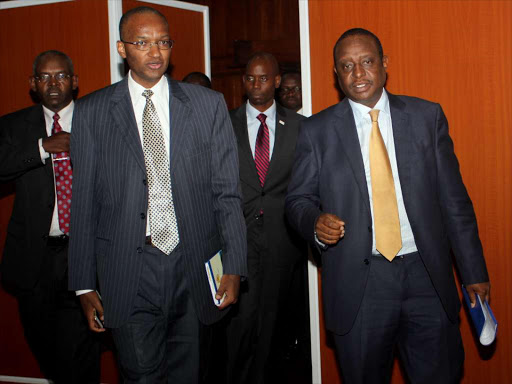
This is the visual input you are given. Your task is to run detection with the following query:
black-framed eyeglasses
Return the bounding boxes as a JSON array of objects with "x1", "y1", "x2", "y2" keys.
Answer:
[
  {"x1": 34, "y1": 73, "x2": 71, "y2": 83},
  {"x1": 121, "y1": 39, "x2": 175, "y2": 51}
]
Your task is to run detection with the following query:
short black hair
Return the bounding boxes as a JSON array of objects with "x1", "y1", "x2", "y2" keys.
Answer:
[
  {"x1": 182, "y1": 72, "x2": 212, "y2": 89},
  {"x1": 33, "y1": 50, "x2": 74, "y2": 75},
  {"x1": 246, "y1": 52, "x2": 280, "y2": 76},
  {"x1": 119, "y1": 6, "x2": 168, "y2": 40},
  {"x1": 333, "y1": 28, "x2": 384, "y2": 63}
]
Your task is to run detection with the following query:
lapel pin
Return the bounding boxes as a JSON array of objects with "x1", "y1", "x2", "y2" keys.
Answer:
[{"x1": 279, "y1": 120, "x2": 285, "y2": 125}]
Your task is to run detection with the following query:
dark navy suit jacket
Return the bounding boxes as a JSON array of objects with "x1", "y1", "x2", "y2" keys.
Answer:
[{"x1": 285, "y1": 92, "x2": 488, "y2": 335}]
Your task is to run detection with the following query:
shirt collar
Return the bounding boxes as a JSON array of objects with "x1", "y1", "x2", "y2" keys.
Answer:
[
  {"x1": 42, "y1": 100, "x2": 74, "y2": 123},
  {"x1": 127, "y1": 70, "x2": 168, "y2": 101},
  {"x1": 348, "y1": 88, "x2": 390, "y2": 122},
  {"x1": 246, "y1": 99, "x2": 276, "y2": 120}
]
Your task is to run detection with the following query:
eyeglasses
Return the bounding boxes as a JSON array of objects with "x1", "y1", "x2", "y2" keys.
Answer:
[
  {"x1": 121, "y1": 39, "x2": 175, "y2": 51},
  {"x1": 34, "y1": 73, "x2": 71, "y2": 83},
  {"x1": 280, "y1": 86, "x2": 302, "y2": 94}
]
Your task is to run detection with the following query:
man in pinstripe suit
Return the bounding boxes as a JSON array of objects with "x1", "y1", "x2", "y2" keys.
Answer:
[{"x1": 68, "y1": 7, "x2": 247, "y2": 383}]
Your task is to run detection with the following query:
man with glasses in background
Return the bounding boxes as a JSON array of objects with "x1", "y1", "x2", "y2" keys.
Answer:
[
  {"x1": 68, "y1": 7, "x2": 246, "y2": 383},
  {"x1": 0, "y1": 50, "x2": 101, "y2": 384},
  {"x1": 278, "y1": 72, "x2": 303, "y2": 114}
]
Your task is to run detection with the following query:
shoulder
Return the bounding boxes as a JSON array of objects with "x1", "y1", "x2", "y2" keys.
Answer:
[
  {"x1": 171, "y1": 80, "x2": 224, "y2": 107},
  {"x1": 304, "y1": 102, "x2": 345, "y2": 128},
  {"x1": 75, "y1": 82, "x2": 118, "y2": 108},
  {"x1": 277, "y1": 103, "x2": 307, "y2": 124},
  {"x1": 0, "y1": 104, "x2": 41, "y2": 124},
  {"x1": 389, "y1": 93, "x2": 442, "y2": 115}
]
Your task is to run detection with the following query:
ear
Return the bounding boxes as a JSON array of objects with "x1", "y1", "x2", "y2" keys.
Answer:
[
  {"x1": 382, "y1": 55, "x2": 389, "y2": 70},
  {"x1": 274, "y1": 74, "x2": 282, "y2": 89},
  {"x1": 29, "y1": 76, "x2": 37, "y2": 92},
  {"x1": 333, "y1": 65, "x2": 338, "y2": 76},
  {"x1": 71, "y1": 75, "x2": 79, "y2": 90},
  {"x1": 117, "y1": 41, "x2": 127, "y2": 59}
]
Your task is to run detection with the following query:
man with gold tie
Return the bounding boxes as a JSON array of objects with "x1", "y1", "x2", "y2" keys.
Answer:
[{"x1": 285, "y1": 28, "x2": 490, "y2": 383}]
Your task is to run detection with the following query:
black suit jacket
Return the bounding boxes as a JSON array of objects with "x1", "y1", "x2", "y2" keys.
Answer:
[
  {"x1": 285, "y1": 93, "x2": 489, "y2": 335},
  {"x1": 0, "y1": 105, "x2": 57, "y2": 293},
  {"x1": 68, "y1": 77, "x2": 247, "y2": 328},
  {"x1": 231, "y1": 103, "x2": 306, "y2": 266}
]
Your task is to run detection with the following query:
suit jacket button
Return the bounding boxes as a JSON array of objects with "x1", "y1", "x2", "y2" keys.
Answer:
[
  {"x1": 137, "y1": 247, "x2": 143, "y2": 253},
  {"x1": 368, "y1": 226, "x2": 372, "y2": 233},
  {"x1": 142, "y1": 179, "x2": 147, "y2": 186},
  {"x1": 140, "y1": 213, "x2": 146, "y2": 219},
  {"x1": 364, "y1": 259, "x2": 369, "y2": 265},
  {"x1": 261, "y1": 191, "x2": 265, "y2": 196}
]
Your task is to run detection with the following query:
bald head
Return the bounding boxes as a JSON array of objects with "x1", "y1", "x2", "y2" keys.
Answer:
[{"x1": 246, "y1": 52, "x2": 279, "y2": 77}]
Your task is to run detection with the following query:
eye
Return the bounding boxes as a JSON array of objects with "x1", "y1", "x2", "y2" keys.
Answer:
[
  {"x1": 158, "y1": 40, "x2": 170, "y2": 48},
  {"x1": 363, "y1": 59, "x2": 373, "y2": 66},
  {"x1": 245, "y1": 76, "x2": 254, "y2": 82},
  {"x1": 38, "y1": 74, "x2": 50, "y2": 81},
  {"x1": 260, "y1": 76, "x2": 268, "y2": 82},
  {"x1": 342, "y1": 63, "x2": 353, "y2": 71},
  {"x1": 135, "y1": 41, "x2": 148, "y2": 48},
  {"x1": 55, "y1": 73, "x2": 68, "y2": 81}
]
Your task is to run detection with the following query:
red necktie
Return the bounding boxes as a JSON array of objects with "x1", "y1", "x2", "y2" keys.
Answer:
[
  {"x1": 255, "y1": 113, "x2": 270, "y2": 187},
  {"x1": 51, "y1": 113, "x2": 72, "y2": 234}
]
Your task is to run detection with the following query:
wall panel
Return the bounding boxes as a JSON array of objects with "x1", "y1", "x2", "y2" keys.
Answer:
[
  {"x1": 0, "y1": 0, "x2": 112, "y2": 380},
  {"x1": 308, "y1": 1, "x2": 512, "y2": 383}
]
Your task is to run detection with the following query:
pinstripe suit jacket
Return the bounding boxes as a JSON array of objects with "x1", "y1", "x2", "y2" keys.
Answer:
[{"x1": 68, "y1": 76, "x2": 247, "y2": 328}]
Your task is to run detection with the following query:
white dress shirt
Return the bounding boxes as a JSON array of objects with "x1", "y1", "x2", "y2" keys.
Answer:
[
  {"x1": 39, "y1": 101, "x2": 74, "y2": 237},
  {"x1": 127, "y1": 71, "x2": 171, "y2": 236},
  {"x1": 349, "y1": 89, "x2": 417, "y2": 256},
  {"x1": 246, "y1": 100, "x2": 277, "y2": 160},
  {"x1": 77, "y1": 72, "x2": 170, "y2": 296}
]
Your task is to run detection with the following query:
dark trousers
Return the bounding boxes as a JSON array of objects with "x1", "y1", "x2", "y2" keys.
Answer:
[
  {"x1": 222, "y1": 228, "x2": 304, "y2": 384},
  {"x1": 17, "y1": 243, "x2": 101, "y2": 384},
  {"x1": 333, "y1": 252, "x2": 464, "y2": 384},
  {"x1": 111, "y1": 244, "x2": 205, "y2": 384}
]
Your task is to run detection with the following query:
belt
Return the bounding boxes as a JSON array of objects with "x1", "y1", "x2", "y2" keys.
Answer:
[{"x1": 46, "y1": 235, "x2": 69, "y2": 247}]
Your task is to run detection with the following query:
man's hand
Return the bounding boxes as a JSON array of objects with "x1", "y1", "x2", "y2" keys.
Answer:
[
  {"x1": 79, "y1": 291, "x2": 106, "y2": 332},
  {"x1": 315, "y1": 213, "x2": 345, "y2": 245},
  {"x1": 42, "y1": 131, "x2": 70, "y2": 154},
  {"x1": 216, "y1": 274, "x2": 241, "y2": 310},
  {"x1": 465, "y1": 282, "x2": 491, "y2": 308}
]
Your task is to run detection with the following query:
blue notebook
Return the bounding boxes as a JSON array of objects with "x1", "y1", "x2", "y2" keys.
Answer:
[{"x1": 462, "y1": 285, "x2": 497, "y2": 346}]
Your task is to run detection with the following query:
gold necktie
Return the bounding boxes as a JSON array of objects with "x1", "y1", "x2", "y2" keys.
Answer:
[{"x1": 369, "y1": 109, "x2": 402, "y2": 261}]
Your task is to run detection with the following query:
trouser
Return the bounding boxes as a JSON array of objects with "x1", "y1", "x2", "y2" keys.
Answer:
[
  {"x1": 17, "y1": 243, "x2": 101, "y2": 384},
  {"x1": 333, "y1": 252, "x2": 464, "y2": 384}
]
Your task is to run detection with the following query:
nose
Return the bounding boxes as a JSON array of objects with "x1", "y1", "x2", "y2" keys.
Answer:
[
  {"x1": 148, "y1": 43, "x2": 162, "y2": 57},
  {"x1": 48, "y1": 75, "x2": 59, "y2": 86},
  {"x1": 352, "y1": 63, "x2": 364, "y2": 78},
  {"x1": 253, "y1": 78, "x2": 261, "y2": 89}
]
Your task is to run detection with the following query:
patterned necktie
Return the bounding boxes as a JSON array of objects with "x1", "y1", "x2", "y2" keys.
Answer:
[
  {"x1": 255, "y1": 113, "x2": 270, "y2": 187},
  {"x1": 142, "y1": 89, "x2": 179, "y2": 255},
  {"x1": 369, "y1": 109, "x2": 402, "y2": 261},
  {"x1": 51, "y1": 113, "x2": 72, "y2": 235}
]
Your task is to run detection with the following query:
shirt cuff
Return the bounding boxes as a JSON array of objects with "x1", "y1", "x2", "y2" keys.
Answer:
[
  {"x1": 38, "y1": 138, "x2": 50, "y2": 164},
  {"x1": 76, "y1": 289, "x2": 94, "y2": 296}
]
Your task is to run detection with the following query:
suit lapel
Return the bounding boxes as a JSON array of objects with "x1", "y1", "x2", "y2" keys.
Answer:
[
  {"x1": 333, "y1": 99, "x2": 372, "y2": 215},
  {"x1": 168, "y1": 79, "x2": 191, "y2": 175},
  {"x1": 233, "y1": 105, "x2": 261, "y2": 190},
  {"x1": 110, "y1": 77, "x2": 146, "y2": 172},
  {"x1": 26, "y1": 105, "x2": 54, "y2": 179},
  {"x1": 388, "y1": 93, "x2": 411, "y2": 207},
  {"x1": 265, "y1": 104, "x2": 288, "y2": 182}
]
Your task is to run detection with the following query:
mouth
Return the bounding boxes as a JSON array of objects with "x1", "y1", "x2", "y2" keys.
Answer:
[
  {"x1": 48, "y1": 91, "x2": 61, "y2": 98},
  {"x1": 147, "y1": 62, "x2": 163, "y2": 70},
  {"x1": 351, "y1": 82, "x2": 371, "y2": 93}
]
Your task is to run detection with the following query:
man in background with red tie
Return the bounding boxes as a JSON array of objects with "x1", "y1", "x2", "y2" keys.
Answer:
[
  {"x1": 0, "y1": 50, "x2": 100, "y2": 383},
  {"x1": 285, "y1": 28, "x2": 491, "y2": 383},
  {"x1": 225, "y1": 52, "x2": 308, "y2": 384}
]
